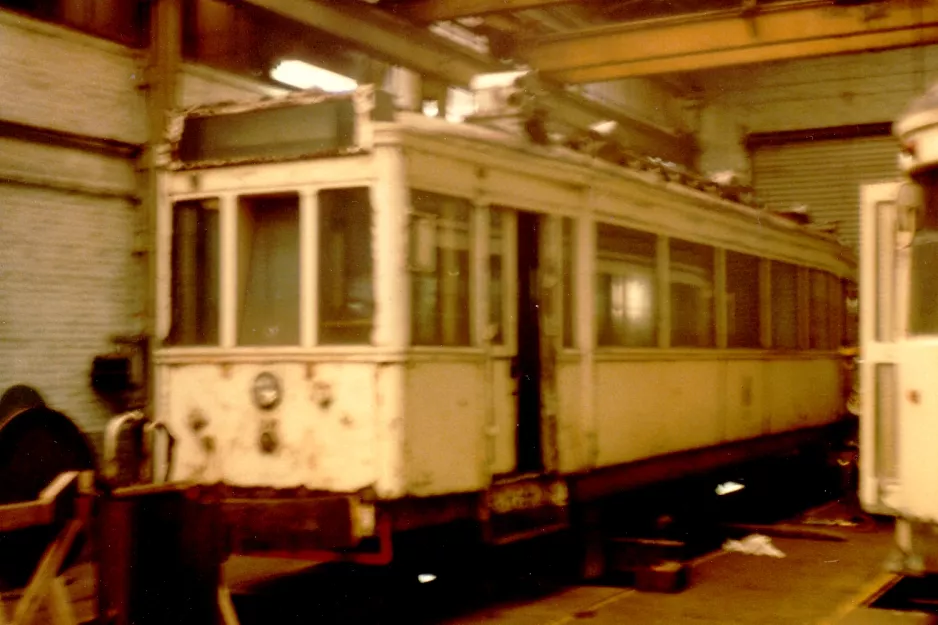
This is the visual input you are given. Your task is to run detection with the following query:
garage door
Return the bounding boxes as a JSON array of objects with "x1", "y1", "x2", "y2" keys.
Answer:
[{"x1": 752, "y1": 135, "x2": 899, "y2": 250}]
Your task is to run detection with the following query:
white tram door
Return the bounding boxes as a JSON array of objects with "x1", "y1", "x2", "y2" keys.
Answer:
[{"x1": 514, "y1": 211, "x2": 544, "y2": 475}]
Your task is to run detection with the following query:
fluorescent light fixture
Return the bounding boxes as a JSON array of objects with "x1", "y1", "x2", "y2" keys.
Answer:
[
  {"x1": 715, "y1": 481, "x2": 745, "y2": 496},
  {"x1": 422, "y1": 100, "x2": 440, "y2": 118},
  {"x1": 271, "y1": 60, "x2": 357, "y2": 92},
  {"x1": 417, "y1": 573, "x2": 437, "y2": 584}
]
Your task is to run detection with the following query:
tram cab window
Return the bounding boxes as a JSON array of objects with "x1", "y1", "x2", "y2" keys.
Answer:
[
  {"x1": 237, "y1": 193, "x2": 300, "y2": 346},
  {"x1": 166, "y1": 198, "x2": 220, "y2": 346},
  {"x1": 410, "y1": 191, "x2": 472, "y2": 346},
  {"x1": 771, "y1": 262, "x2": 799, "y2": 349},
  {"x1": 726, "y1": 251, "x2": 760, "y2": 348},
  {"x1": 596, "y1": 224, "x2": 656, "y2": 347},
  {"x1": 669, "y1": 239, "x2": 715, "y2": 347},
  {"x1": 908, "y1": 171, "x2": 938, "y2": 336},
  {"x1": 809, "y1": 270, "x2": 831, "y2": 349},
  {"x1": 318, "y1": 188, "x2": 374, "y2": 345}
]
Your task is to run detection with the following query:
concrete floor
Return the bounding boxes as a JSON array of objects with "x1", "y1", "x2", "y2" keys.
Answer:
[
  {"x1": 434, "y1": 521, "x2": 898, "y2": 625},
  {"x1": 0, "y1": 506, "x2": 919, "y2": 625}
]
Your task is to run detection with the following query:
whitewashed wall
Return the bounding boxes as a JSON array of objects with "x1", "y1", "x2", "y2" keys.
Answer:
[
  {"x1": 0, "y1": 10, "x2": 283, "y2": 445},
  {"x1": 696, "y1": 45, "x2": 938, "y2": 176}
]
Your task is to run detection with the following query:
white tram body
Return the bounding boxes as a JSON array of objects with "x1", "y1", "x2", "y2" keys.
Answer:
[
  {"x1": 860, "y1": 84, "x2": 938, "y2": 573},
  {"x1": 152, "y1": 87, "x2": 854, "y2": 555}
]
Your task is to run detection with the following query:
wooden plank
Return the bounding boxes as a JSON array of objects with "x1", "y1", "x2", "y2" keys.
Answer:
[
  {"x1": 48, "y1": 577, "x2": 78, "y2": 625},
  {"x1": 218, "y1": 585, "x2": 240, "y2": 625},
  {"x1": 12, "y1": 520, "x2": 82, "y2": 625},
  {"x1": 0, "y1": 472, "x2": 79, "y2": 532}
]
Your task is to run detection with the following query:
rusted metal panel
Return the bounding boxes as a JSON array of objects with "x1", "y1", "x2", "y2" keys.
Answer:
[
  {"x1": 159, "y1": 361, "x2": 386, "y2": 493},
  {"x1": 223, "y1": 495, "x2": 359, "y2": 554},
  {"x1": 165, "y1": 87, "x2": 393, "y2": 170}
]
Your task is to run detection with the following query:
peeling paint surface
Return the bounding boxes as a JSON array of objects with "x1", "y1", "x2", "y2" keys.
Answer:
[
  {"x1": 160, "y1": 361, "x2": 392, "y2": 492},
  {"x1": 594, "y1": 358, "x2": 841, "y2": 467}
]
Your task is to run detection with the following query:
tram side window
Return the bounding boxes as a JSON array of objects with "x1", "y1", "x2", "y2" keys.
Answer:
[
  {"x1": 830, "y1": 275, "x2": 845, "y2": 348},
  {"x1": 726, "y1": 251, "x2": 760, "y2": 348},
  {"x1": 410, "y1": 191, "x2": 472, "y2": 346},
  {"x1": 772, "y1": 261, "x2": 799, "y2": 349},
  {"x1": 670, "y1": 239, "x2": 715, "y2": 347},
  {"x1": 318, "y1": 188, "x2": 374, "y2": 345},
  {"x1": 489, "y1": 208, "x2": 506, "y2": 345},
  {"x1": 237, "y1": 193, "x2": 300, "y2": 346},
  {"x1": 562, "y1": 217, "x2": 576, "y2": 348},
  {"x1": 166, "y1": 199, "x2": 220, "y2": 346},
  {"x1": 809, "y1": 270, "x2": 831, "y2": 350},
  {"x1": 596, "y1": 223, "x2": 656, "y2": 347}
]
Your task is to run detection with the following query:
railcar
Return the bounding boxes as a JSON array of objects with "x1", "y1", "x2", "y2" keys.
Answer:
[
  {"x1": 134, "y1": 86, "x2": 855, "y2": 566},
  {"x1": 860, "y1": 83, "x2": 938, "y2": 574}
]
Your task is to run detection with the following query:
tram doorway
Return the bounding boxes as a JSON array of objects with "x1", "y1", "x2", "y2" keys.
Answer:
[{"x1": 515, "y1": 211, "x2": 543, "y2": 474}]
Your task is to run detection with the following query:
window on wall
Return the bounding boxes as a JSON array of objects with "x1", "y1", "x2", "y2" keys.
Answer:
[
  {"x1": 318, "y1": 188, "x2": 373, "y2": 345},
  {"x1": 596, "y1": 224, "x2": 657, "y2": 347},
  {"x1": 670, "y1": 239, "x2": 715, "y2": 347},
  {"x1": 166, "y1": 198, "x2": 220, "y2": 346},
  {"x1": 410, "y1": 191, "x2": 472, "y2": 346},
  {"x1": 809, "y1": 270, "x2": 831, "y2": 350},
  {"x1": 562, "y1": 217, "x2": 576, "y2": 348},
  {"x1": 488, "y1": 207, "x2": 507, "y2": 346},
  {"x1": 772, "y1": 261, "x2": 799, "y2": 349},
  {"x1": 726, "y1": 251, "x2": 760, "y2": 348},
  {"x1": 237, "y1": 193, "x2": 300, "y2": 346}
]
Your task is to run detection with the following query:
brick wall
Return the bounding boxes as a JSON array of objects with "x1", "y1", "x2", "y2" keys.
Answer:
[{"x1": 0, "y1": 10, "x2": 282, "y2": 444}]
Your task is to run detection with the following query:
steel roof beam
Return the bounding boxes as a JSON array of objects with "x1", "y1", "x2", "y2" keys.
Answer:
[
  {"x1": 521, "y1": 1, "x2": 938, "y2": 82},
  {"x1": 400, "y1": 0, "x2": 578, "y2": 23},
  {"x1": 237, "y1": 0, "x2": 689, "y2": 152}
]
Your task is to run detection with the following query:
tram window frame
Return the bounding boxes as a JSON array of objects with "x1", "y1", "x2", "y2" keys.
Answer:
[
  {"x1": 488, "y1": 207, "x2": 508, "y2": 346},
  {"x1": 236, "y1": 192, "x2": 301, "y2": 347},
  {"x1": 317, "y1": 187, "x2": 374, "y2": 345},
  {"x1": 809, "y1": 269, "x2": 832, "y2": 350},
  {"x1": 669, "y1": 238, "x2": 715, "y2": 348},
  {"x1": 771, "y1": 261, "x2": 799, "y2": 350},
  {"x1": 595, "y1": 223, "x2": 658, "y2": 348},
  {"x1": 165, "y1": 197, "x2": 220, "y2": 346},
  {"x1": 725, "y1": 251, "x2": 761, "y2": 348},
  {"x1": 561, "y1": 217, "x2": 576, "y2": 349},
  {"x1": 409, "y1": 190, "x2": 473, "y2": 347}
]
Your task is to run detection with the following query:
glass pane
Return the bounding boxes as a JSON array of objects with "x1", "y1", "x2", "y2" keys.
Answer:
[
  {"x1": 237, "y1": 193, "x2": 300, "y2": 346},
  {"x1": 318, "y1": 188, "x2": 374, "y2": 344},
  {"x1": 830, "y1": 275, "x2": 844, "y2": 349},
  {"x1": 596, "y1": 223, "x2": 657, "y2": 347},
  {"x1": 562, "y1": 218, "x2": 575, "y2": 348},
  {"x1": 410, "y1": 191, "x2": 472, "y2": 346},
  {"x1": 771, "y1": 262, "x2": 799, "y2": 349},
  {"x1": 726, "y1": 251, "x2": 760, "y2": 348},
  {"x1": 809, "y1": 270, "x2": 831, "y2": 349},
  {"x1": 908, "y1": 229, "x2": 938, "y2": 335},
  {"x1": 166, "y1": 199, "x2": 219, "y2": 346},
  {"x1": 670, "y1": 239, "x2": 714, "y2": 347},
  {"x1": 489, "y1": 208, "x2": 505, "y2": 345}
]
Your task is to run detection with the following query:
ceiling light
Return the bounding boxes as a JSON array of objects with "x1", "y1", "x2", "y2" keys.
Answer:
[{"x1": 271, "y1": 60, "x2": 357, "y2": 93}]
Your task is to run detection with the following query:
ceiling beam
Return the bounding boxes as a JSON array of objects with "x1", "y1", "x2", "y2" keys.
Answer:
[
  {"x1": 237, "y1": 0, "x2": 688, "y2": 149},
  {"x1": 399, "y1": 0, "x2": 577, "y2": 23},
  {"x1": 521, "y1": 1, "x2": 938, "y2": 82},
  {"x1": 240, "y1": 0, "x2": 494, "y2": 85}
]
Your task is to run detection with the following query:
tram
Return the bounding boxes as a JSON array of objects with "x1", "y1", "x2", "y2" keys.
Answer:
[{"x1": 125, "y1": 85, "x2": 856, "y2": 566}]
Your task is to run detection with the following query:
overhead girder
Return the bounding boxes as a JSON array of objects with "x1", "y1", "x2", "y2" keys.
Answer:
[
  {"x1": 238, "y1": 0, "x2": 692, "y2": 161},
  {"x1": 399, "y1": 0, "x2": 577, "y2": 23},
  {"x1": 520, "y1": 1, "x2": 938, "y2": 83}
]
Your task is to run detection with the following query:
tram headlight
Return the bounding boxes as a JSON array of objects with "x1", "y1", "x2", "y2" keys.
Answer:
[{"x1": 252, "y1": 372, "x2": 282, "y2": 410}]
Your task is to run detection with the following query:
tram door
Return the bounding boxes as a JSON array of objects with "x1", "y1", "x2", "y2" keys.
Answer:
[{"x1": 515, "y1": 211, "x2": 543, "y2": 474}]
